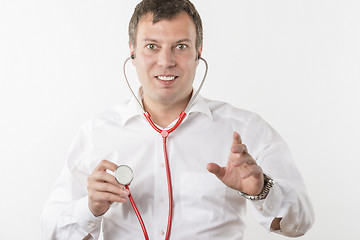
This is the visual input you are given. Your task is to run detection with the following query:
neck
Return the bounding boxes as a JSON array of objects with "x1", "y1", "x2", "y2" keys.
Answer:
[{"x1": 143, "y1": 96, "x2": 190, "y2": 128}]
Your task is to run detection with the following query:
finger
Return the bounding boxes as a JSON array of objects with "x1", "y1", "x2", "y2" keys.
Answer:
[
  {"x1": 90, "y1": 170, "x2": 121, "y2": 187},
  {"x1": 89, "y1": 181, "x2": 130, "y2": 197},
  {"x1": 207, "y1": 163, "x2": 226, "y2": 179},
  {"x1": 232, "y1": 131, "x2": 242, "y2": 145},
  {"x1": 232, "y1": 154, "x2": 257, "y2": 167},
  {"x1": 89, "y1": 191, "x2": 128, "y2": 203},
  {"x1": 231, "y1": 144, "x2": 248, "y2": 154},
  {"x1": 94, "y1": 159, "x2": 118, "y2": 172}
]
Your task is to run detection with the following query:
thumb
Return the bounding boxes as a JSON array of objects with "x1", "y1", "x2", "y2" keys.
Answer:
[{"x1": 207, "y1": 163, "x2": 226, "y2": 180}]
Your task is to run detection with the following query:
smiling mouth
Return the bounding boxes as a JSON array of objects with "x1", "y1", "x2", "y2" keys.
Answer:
[{"x1": 156, "y1": 75, "x2": 177, "y2": 81}]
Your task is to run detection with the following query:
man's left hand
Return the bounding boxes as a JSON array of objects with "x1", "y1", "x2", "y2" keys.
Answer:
[{"x1": 207, "y1": 131, "x2": 264, "y2": 195}]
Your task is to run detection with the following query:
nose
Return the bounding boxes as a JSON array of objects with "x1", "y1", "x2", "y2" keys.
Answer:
[{"x1": 157, "y1": 48, "x2": 176, "y2": 68}]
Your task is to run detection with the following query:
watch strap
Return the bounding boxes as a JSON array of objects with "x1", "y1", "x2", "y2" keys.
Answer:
[{"x1": 238, "y1": 174, "x2": 274, "y2": 201}]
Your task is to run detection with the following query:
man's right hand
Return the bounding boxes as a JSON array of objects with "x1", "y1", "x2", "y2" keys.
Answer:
[{"x1": 87, "y1": 160, "x2": 130, "y2": 217}]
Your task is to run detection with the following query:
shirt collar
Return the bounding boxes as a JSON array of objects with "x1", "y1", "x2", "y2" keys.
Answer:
[
  {"x1": 121, "y1": 93, "x2": 145, "y2": 126},
  {"x1": 121, "y1": 89, "x2": 213, "y2": 126},
  {"x1": 186, "y1": 93, "x2": 213, "y2": 120}
]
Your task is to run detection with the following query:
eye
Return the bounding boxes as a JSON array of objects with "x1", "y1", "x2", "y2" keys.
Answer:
[
  {"x1": 176, "y1": 44, "x2": 187, "y2": 50},
  {"x1": 146, "y1": 44, "x2": 157, "y2": 50}
]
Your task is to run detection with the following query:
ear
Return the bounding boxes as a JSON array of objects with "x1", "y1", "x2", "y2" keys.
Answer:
[
  {"x1": 196, "y1": 43, "x2": 203, "y2": 61},
  {"x1": 129, "y1": 43, "x2": 135, "y2": 64},
  {"x1": 195, "y1": 43, "x2": 203, "y2": 65}
]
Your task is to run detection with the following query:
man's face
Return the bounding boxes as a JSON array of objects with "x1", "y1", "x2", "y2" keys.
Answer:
[{"x1": 131, "y1": 12, "x2": 201, "y2": 108}]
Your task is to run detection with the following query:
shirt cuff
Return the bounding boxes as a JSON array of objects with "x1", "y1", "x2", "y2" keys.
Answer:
[
  {"x1": 249, "y1": 182, "x2": 285, "y2": 230},
  {"x1": 74, "y1": 196, "x2": 103, "y2": 237}
]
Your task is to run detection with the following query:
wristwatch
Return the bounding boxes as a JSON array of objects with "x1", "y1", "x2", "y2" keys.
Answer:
[{"x1": 239, "y1": 174, "x2": 274, "y2": 201}]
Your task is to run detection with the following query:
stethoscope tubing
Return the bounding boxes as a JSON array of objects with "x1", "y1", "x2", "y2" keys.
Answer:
[
  {"x1": 122, "y1": 56, "x2": 208, "y2": 240},
  {"x1": 123, "y1": 56, "x2": 208, "y2": 115},
  {"x1": 125, "y1": 185, "x2": 149, "y2": 240}
]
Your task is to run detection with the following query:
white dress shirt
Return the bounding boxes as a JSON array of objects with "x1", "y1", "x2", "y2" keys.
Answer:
[{"x1": 41, "y1": 95, "x2": 314, "y2": 240}]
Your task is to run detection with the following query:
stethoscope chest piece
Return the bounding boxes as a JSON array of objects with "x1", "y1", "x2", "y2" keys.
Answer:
[{"x1": 115, "y1": 165, "x2": 133, "y2": 185}]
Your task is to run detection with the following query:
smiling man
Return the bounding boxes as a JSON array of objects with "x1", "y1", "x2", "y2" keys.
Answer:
[
  {"x1": 131, "y1": 11, "x2": 200, "y2": 127},
  {"x1": 41, "y1": 0, "x2": 314, "y2": 239}
]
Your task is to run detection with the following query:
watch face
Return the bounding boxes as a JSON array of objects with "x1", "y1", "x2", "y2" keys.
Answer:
[{"x1": 115, "y1": 165, "x2": 133, "y2": 185}]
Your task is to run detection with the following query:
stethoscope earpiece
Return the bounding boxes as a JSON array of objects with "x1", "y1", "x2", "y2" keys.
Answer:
[{"x1": 131, "y1": 54, "x2": 135, "y2": 59}]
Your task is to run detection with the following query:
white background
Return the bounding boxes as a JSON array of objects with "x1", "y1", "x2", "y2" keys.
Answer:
[{"x1": 1, "y1": 0, "x2": 359, "y2": 239}]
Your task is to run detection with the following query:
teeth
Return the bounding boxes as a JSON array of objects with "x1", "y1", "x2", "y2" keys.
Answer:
[{"x1": 157, "y1": 76, "x2": 176, "y2": 81}]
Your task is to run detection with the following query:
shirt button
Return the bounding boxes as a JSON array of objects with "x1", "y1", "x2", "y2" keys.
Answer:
[
  {"x1": 160, "y1": 163, "x2": 165, "y2": 168},
  {"x1": 257, "y1": 206, "x2": 263, "y2": 211},
  {"x1": 160, "y1": 197, "x2": 165, "y2": 203},
  {"x1": 160, "y1": 230, "x2": 165, "y2": 236},
  {"x1": 89, "y1": 222, "x2": 96, "y2": 228}
]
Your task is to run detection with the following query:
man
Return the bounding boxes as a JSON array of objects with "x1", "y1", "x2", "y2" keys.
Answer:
[{"x1": 41, "y1": 0, "x2": 314, "y2": 239}]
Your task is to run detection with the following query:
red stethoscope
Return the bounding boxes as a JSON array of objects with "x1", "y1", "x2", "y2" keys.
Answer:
[{"x1": 114, "y1": 55, "x2": 208, "y2": 240}]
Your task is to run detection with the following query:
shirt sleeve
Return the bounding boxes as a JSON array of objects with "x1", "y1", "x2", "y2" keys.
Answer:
[
  {"x1": 243, "y1": 114, "x2": 315, "y2": 237},
  {"x1": 41, "y1": 121, "x2": 103, "y2": 240}
]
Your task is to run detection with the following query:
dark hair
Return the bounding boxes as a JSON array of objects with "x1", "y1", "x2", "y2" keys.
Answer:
[{"x1": 129, "y1": 0, "x2": 203, "y2": 50}]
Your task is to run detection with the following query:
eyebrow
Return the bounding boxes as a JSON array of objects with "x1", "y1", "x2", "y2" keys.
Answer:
[
  {"x1": 141, "y1": 38, "x2": 193, "y2": 44},
  {"x1": 176, "y1": 39, "x2": 192, "y2": 44},
  {"x1": 142, "y1": 38, "x2": 159, "y2": 43}
]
